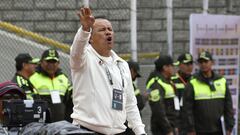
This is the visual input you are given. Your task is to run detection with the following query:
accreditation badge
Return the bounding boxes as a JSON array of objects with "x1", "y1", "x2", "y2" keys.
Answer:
[
  {"x1": 112, "y1": 89, "x2": 123, "y2": 111},
  {"x1": 174, "y1": 96, "x2": 180, "y2": 110},
  {"x1": 50, "y1": 90, "x2": 61, "y2": 104}
]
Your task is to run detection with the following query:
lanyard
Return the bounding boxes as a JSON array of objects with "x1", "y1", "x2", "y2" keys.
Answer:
[
  {"x1": 117, "y1": 62, "x2": 125, "y2": 88},
  {"x1": 177, "y1": 73, "x2": 187, "y2": 85},
  {"x1": 102, "y1": 60, "x2": 124, "y2": 88}
]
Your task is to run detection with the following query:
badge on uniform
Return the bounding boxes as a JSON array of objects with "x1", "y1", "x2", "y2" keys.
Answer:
[
  {"x1": 112, "y1": 89, "x2": 123, "y2": 111},
  {"x1": 174, "y1": 96, "x2": 180, "y2": 110},
  {"x1": 50, "y1": 90, "x2": 61, "y2": 104}
]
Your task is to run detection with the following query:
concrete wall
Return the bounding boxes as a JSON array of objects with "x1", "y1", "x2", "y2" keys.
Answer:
[{"x1": 1, "y1": 0, "x2": 240, "y2": 60}]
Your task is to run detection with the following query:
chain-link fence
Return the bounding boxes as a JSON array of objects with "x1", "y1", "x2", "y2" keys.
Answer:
[{"x1": 0, "y1": 0, "x2": 134, "y2": 78}]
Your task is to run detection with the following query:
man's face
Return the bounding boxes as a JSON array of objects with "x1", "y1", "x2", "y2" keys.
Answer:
[
  {"x1": 23, "y1": 63, "x2": 36, "y2": 76},
  {"x1": 164, "y1": 64, "x2": 174, "y2": 78},
  {"x1": 198, "y1": 59, "x2": 213, "y2": 73},
  {"x1": 41, "y1": 59, "x2": 59, "y2": 77},
  {"x1": 90, "y1": 19, "x2": 114, "y2": 56},
  {"x1": 179, "y1": 62, "x2": 193, "y2": 75}
]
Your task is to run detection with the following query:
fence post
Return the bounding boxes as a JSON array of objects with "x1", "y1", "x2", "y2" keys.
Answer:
[
  {"x1": 203, "y1": 0, "x2": 209, "y2": 14},
  {"x1": 84, "y1": 0, "x2": 89, "y2": 7},
  {"x1": 131, "y1": 0, "x2": 137, "y2": 61},
  {"x1": 166, "y1": 0, "x2": 173, "y2": 56}
]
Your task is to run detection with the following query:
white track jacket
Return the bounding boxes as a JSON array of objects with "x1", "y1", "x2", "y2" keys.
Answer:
[{"x1": 70, "y1": 27, "x2": 145, "y2": 135}]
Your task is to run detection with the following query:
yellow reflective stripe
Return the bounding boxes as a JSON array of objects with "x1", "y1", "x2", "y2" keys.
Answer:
[
  {"x1": 171, "y1": 75, "x2": 178, "y2": 80},
  {"x1": 68, "y1": 86, "x2": 73, "y2": 91},
  {"x1": 26, "y1": 95, "x2": 33, "y2": 100},
  {"x1": 32, "y1": 88, "x2": 38, "y2": 94},
  {"x1": 25, "y1": 80, "x2": 29, "y2": 86},
  {"x1": 146, "y1": 77, "x2": 158, "y2": 89},
  {"x1": 38, "y1": 90, "x2": 65, "y2": 96},
  {"x1": 16, "y1": 76, "x2": 23, "y2": 87},
  {"x1": 21, "y1": 78, "x2": 26, "y2": 85},
  {"x1": 135, "y1": 89, "x2": 140, "y2": 96},
  {"x1": 38, "y1": 93, "x2": 51, "y2": 95},
  {"x1": 25, "y1": 91, "x2": 31, "y2": 94},
  {"x1": 157, "y1": 79, "x2": 175, "y2": 98},
  {"x1": 175, "y1": 83, "x2": 185, "y2": 89},
  {"x1": 149, "y1": 89, "x2": 160, "y2": 102}
]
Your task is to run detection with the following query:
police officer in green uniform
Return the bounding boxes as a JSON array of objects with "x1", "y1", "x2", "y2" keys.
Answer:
[
  {"x1": 125, "y1": 60, "x2": 145, "y2": 135},
  {"x1": 128, "y1": 60, "x2": 145, "y2": 112},
  {"x1": 172, "y1": 53, "x2": 194, "y2": 135},
  {"x1": 172, "y1": 53, "x2": 193, "y2": 106},
  {"x1": 12, "y1": 53, "x2": 40, "y2": 100},
  {"x1": 30, "y1": 49, "x2": 73, "y2": 122},
  {"x1": 146, "y1": 55, "x2": 178, "y2": 135},
  {"x1": 182, "y1": 51, "x2": 235, "y2": 135}
]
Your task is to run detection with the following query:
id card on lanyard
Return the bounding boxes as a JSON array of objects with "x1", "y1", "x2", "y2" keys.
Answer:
[
  {"x1": 174, "y1": 96, "x2": 180, "y2": 110},
  {"x1": 50, "y1": 90, "x2": 61, "y2": 104},
  {"x1": 102, "y1": 59, "x2": 124, "y2": 111},
  {"x1": 112, "y1": 89, "x2": 123, "y2": 110}
]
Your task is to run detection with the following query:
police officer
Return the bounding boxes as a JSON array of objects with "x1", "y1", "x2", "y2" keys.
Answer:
[
  {"x1": 146, "y1": 55, "x2": 178, "y2": 135},
  {"x1": 12, "y1": 53, "x2": 40, "y2": 100},
  {"x1": 125, "y1": 60, "x2": 145, "y2": 135},
  {"x1": 172, "y1": 53, "x2": 193, "y2": 106},
  {"x1": 171, "y1": 53, "x2": 194, "y2": 135},
  {"x1": 30, "y1": 49, "x2": 73, "y2": 122},
  {"x1": 127, "y1": 60, "x2": 145, "y2": 112},
  {"x1": 182, "y1": 51, "x2": 235, "y2": 135}
]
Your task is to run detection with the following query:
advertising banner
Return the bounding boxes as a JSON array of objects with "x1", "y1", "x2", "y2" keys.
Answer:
[{"x1": 190, "y1": 14, "x2": 240, "y2": 135}]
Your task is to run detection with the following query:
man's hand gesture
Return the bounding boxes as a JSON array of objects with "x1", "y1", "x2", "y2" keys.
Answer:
[{"x1": 77, "y1": 7, "x2": 95, "y2": 32}]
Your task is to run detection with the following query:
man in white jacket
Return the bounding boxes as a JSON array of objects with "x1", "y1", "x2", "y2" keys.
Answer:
[{"x1": 70, "y1": 7, "x2": 146, "y2": 135}]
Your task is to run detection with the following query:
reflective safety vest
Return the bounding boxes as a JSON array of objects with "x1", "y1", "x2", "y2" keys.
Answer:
[
  {"x1": 15, "y1": 75, "x2": 38, "y2": 100},
  {"x1": 190, "y1": 77, "x2": 226, "y2": 100},
  {"x1": 146, "y1": 77, "x2": 175, "y2": 102},
  {"x1": 171, "y1": 75, "x2": 185, "y2": 90},
  {"x1": 30, "y1": 72, "x2": 72, "y2": 96}
]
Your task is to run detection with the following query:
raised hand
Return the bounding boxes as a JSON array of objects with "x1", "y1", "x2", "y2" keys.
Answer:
[{"x1": 77, "y1": 7, "x2": 95, "y2": 32}]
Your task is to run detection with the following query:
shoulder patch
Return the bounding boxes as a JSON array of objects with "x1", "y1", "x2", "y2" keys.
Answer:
[{"x1": 149, "y1": 89, "x2": 160, "y2": 102}]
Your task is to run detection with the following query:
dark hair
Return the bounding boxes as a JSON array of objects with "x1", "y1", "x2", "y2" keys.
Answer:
[
  {"x1": 16, "y1": 63, "x2": 23, "y2": 71},
  {"x1": 154, "y1": 55, "x2": 173, "y2": 72},
  {"x1": 15, "y1": 53, "x2": 33, "y2": 71}
]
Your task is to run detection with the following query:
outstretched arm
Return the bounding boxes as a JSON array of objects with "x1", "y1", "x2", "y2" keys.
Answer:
[{"x1": 70, "y1": 8, "x2": 95, "y2": 70}]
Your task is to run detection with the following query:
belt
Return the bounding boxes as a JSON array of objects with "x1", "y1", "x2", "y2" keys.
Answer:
[{"x1": 79, "y1": 125, "x2": 125, "y2": 135}]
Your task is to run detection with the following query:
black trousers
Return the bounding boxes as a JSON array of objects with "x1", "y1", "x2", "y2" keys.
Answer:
[
  {"x1": 80, "y1": 125, "x2": 126, "y2": 135},
  {"x1": 196, "y1": 132, "x2": 223, "y2": 135}
]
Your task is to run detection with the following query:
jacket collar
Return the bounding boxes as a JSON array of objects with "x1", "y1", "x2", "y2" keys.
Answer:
[
  {"x1": 36, "y1": 65, "x2": 62, "y2": 78},
  {"x1": 194, "y1": 71, "x2": 222, "y2": 82},
  {"x1": 89, "y1": 45, "x2": 124, "y2": 63}
]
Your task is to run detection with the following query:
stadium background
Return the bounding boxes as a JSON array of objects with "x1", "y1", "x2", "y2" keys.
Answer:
[{"x1": 0, "y1": 0, "x2": 240, "y2": 134}]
